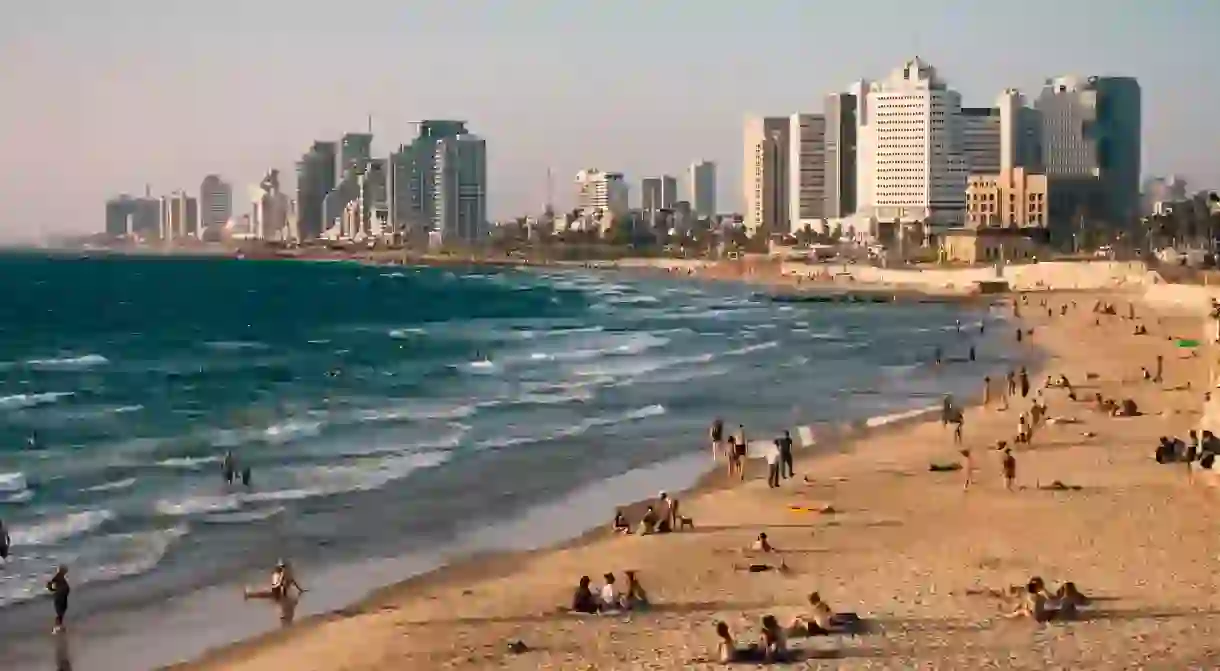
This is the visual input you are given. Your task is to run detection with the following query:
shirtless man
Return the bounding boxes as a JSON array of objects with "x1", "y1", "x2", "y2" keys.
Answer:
[{"x1": 709, "y1": 417, "x2": 725, "y2": 462}]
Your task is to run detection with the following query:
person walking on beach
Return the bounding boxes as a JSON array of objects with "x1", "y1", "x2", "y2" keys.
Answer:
[
  {"x1": 1001, "y1": 446, "x2": 1017, "y2": 491},
  {"x1": 1154, "y1": 355, "x2": 1164, "y2": 384},
  {"x1": 46, "y1": 565, "x2": 70, "y2": 634},
  {"x1": 765, "y1": 440, "x2": 781, "y2": 488},
  {"x1": 952, "y1": 410, "x2": 964, "y2": 445},
  {"x1": 960, "y1": 449, "x2": 975, "y2": 491},
  {"x1": 776, "y1": 430, "x2": 795, "y2": 479},
  {"x1": 710, "y1": 418, "x2": 725, "y2": 462},
  {"x1": 982, "y1": 376, "x2": 992, "y2": 407},
  {"x1": 1019, "y1": 368, "x2": 1030, "y2": 398}
]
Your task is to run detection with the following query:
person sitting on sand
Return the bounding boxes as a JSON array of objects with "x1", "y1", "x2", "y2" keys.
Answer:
[
  {"x1": 245, "y1": 559, "x2": 305, "y2": 601},
  {"x1": 751, "y1": 532, "x2": 774, "y2": 553},
  {"x1": 1051, "y1": 581, "x2": 1090, "y2": 619},
  {"x1": 571, "y1": 575, "x2": 598, "y2": 614},
  {"x1": 713, "y1": 621, "x2": 743, "y2": 663},
  {"x1": 612, "y1": 509, "x2": 631, "y2": 534},
  {"x1": 790, "y1": 591, "x2": 836, "y2": 635},
  {"x1": 759, "y1": 614, "x2": 788, "y2": 662},
  {"x1": 638, "y1": 506, "x2": 658, "y2": 535},
  {"x1": 599, "y1": 572, "x2": 622, "y2": 612},
  {"x1": 1004, "y1": 578, "x2": 1054, "y2": 623},
  {"x1": 623, "y1": 570, "x2": 650, "y2": 610}
]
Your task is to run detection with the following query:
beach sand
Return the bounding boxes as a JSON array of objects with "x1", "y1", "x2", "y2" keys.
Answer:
[{"x1": 178, "y1": 291, "x2": 1220, "y2": 670}]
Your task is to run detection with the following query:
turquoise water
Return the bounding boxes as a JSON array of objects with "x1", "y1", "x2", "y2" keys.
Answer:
[{"x1": 0, "y1": 253, "x2": 1004, "y2": 632}]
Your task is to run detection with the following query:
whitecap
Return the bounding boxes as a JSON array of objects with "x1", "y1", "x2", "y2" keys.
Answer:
[
  {"x1": 725, "y1": 341, "x2": 780, "y2": 356},
  {"x1": 156, "y1": 455, "x2": 222, "y2": 469},
  {"x1": 204, "y1": 506, "x2": 286, "y2": 524},
  {"x1": 25, "y1": 354, "x2": 110, "y2": 370},
  {"x1": 154, "y1": 494, "x2": 242, "y2": 517},
  {"x1": 0, "y1": 391, "x2": 74, "y2": 410},
  {"x1": 2, "y1": 489, "x2": 33, "y2": 504},
  {"x1": 202, "y1": 341, "x2": 268, "y2": 351},
  {"x1": 263, "y1": 419, "x2": 324, "y2": 443},
  {"x1": 9, "y1": 509, "x2": 115, "y2": 546},
  {"x1": 388, "y1": 327, "x2": 427, "y2": 339},
  {"x1": 0, "y1": 471, "x2": 28, "y2": 493},
  {"x1": 83, "y1": 477, "x2": 137, "y2": 493}
]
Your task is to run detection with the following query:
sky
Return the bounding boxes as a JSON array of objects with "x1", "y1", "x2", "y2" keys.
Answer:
[{"x1": 1, "y1": 0, "x2": 1218, "y2": 241}]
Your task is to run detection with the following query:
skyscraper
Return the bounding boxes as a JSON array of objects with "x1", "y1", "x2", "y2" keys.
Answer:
[
  {"x1": 823, "y1": 93, "x2": 857, "y2": 219},
  {"x1": 358, "y1": 158, "x2": 389, "y2": 237},
  {"x1": 1035, "y1": 75, "x2": 1142, "y2": 226},
  {"x1": 199, "y1": 175, "x2": 232, "y2": 233},
  {"x1": 857, "y1": 58, "x2": 968, "y2": 225},
  {"x1": 389, "y1": 120, "x2": 469, "y2": 241},
  {"x1": 296, "y1": 141, "x2": 336, "y2": 240},
  {"x1": 433, "y1": 134, "x2": 487, "y2": 245},
  {"x1": 789, "y1": 113, "x2": 827, "y2": 232},
  {"x1": 338, "y1": 133, "x2": 374, "y2": 177},
  {"x1": 105, "y1": 195, "x2": 137, "y2": 237},
  {"x1": 159, "y1": 191, "x2": 197, "y2": 241},
  {"x1": 689, "y1": 161, "x2": 716, "y2": 218},
  {"x1": 743, "y1": 116, "x2": 791, "y2": 238},
  {"x1": 575, "y1": 170, "x2": 629, "y2": 219},
  {"x1": 960, "y1": 107, "x2": 1001, "y2": 175},
  {"x1": 996, "y1": 89, "x2": 1042, "y2": 173},
  {"x1": 641, "y1": 175, "x2": 677, "y2": 213}
]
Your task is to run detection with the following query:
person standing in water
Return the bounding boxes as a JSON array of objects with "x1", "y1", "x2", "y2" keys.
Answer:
[
  {"x1": 222, "y1": 451, "x2": 236, "y2": 485},
  {"x1": 47, "y1": 566, "x2": 70, "y2": 633},
  {"x1": 0, "y1": 518, "x2": 10, "y2": 562},
  {"x1": 710, "y1": 418, "x2": 725, "y2": 462}
]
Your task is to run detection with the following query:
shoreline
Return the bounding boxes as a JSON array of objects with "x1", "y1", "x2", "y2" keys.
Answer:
[
  {"x1": 175, "y1": 285, "x2": 1218, "y2": 669},
  {"x1": 172, "y1": 316, "x2": 1029, "y2": 671}
]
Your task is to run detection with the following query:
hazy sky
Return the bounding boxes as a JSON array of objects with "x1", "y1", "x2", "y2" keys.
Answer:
[{"x1": 2, "y1": 1, "x2": 1217, "y2": 241}]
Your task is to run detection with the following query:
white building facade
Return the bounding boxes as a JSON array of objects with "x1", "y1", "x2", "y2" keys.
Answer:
[
  {"x1": 857, "y1": 58, "x2": 969, "y2": 226},
  {"x1": 575, "y1": 169, "x2": 628, "y2": 219},
  {"x1": 198, "y1": 175, "x2": 232, "y2": 235},
  {"x1": 743, "y1": 116, "x2": 790, "y2": 238}
]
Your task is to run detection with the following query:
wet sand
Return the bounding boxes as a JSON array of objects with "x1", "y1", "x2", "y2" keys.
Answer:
[{"x1": 165, "y1": 290, "x2": 1220, "y2": 670}]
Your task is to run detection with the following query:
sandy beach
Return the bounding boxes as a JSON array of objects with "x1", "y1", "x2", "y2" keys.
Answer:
[{"x1": 164, "y1": 284, "x2": 1220, "y2": 670}]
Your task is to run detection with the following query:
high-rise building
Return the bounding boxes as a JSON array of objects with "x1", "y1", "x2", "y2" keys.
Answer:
[
  {"x1": 961, "y1": 107, "x2": 1001, "y2": 176},
  {"x1": 1035, "y1": 75, "x2": 1142, "y2": 226},
  {"x1": 823, "y1": 92, "x2": 857, "y2": 219},
  {"x1": 857, "y1": 58, "x2": 969, "y2": 225},
  {"x1": 575, "y1": 170, "x2": 629, "y2": 218},
  {"x1": 132, "y1": 196, "x2": 160, "y2": 238},
  {"x1": 296, "y1": 141, "x2": 337, "y2": 240},
  {"x1": 199, "y1": 175, "x2": 232, "y2": 234},
  {"x1": 996, "y1": 89, "x2": 1042, "y2": 173},
  {"x1": 743, "y1": 116, "x2": 791, "y2": 238},
  {"x1": 641, "y1": 175, "x2": 677, "y2": 213},
  {"x1": 389, "y1": 120, "x2": 469, "y2": 241},
  {"x1": 338, "y1": 133, "x2": 373, "y2": 177},
  {"x1": 105, "y1": 195, "x2": 137, "y2": 236},
  {"x1": 433, "y1": 134, "x2": 488, "y2": 245},
  {"x1": 789, "y1": 113, "x2": 827, "y2": 232},
  {"x1": 159, "y1": 191, "x2": 198, "y2": 241},
  {"x1": 252, "y1": 170, "x2": 291, "y2": 240},
  {"x1": 689, "y1": 161, "x2": 716, "y2": 218},
  {"x1": 358, "y1": 158, "x2": 389, "y2": 238}
]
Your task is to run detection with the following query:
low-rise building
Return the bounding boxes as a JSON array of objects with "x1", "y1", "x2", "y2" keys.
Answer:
[
  {"x1": 966, "y1": 167, "x2": 1048, "y2": 229},
  {"x1": 939, "y1": 226, "x2": 1047, "y2": 264}
]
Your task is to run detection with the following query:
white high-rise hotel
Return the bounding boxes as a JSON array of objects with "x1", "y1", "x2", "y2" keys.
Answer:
[{"x1": 857, "y1": 58, "x2": 969, "y2": 226}]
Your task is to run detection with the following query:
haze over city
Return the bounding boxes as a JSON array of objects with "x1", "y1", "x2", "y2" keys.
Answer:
[{"x1": 1, "y1": 0, "x2": 1218, "y2": 242}]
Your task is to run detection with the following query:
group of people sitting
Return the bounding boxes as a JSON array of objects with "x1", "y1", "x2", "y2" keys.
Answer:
[
  {"x1": 1002, "y1": 576, "x2": 1091, "y2": 623},
  {"x1": 711, "y1": 592, "x2": 862, "y2": 663},
  {"x1": 570, "y1": 570, "x2": 650, "y2": 614},
  {"x1": 612, "y1": 491, "x2": 690, "y2": 535},
  {"x1": 1093, "y1": 393, "x2": 1139, "y2": 417},
  {"x1": 1155, "y1": 429, "x2": 1220, "y2": 469}
]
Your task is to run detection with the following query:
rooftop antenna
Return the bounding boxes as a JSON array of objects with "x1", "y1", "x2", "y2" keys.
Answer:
[{"x1": 367, "y1": 113, "x2": 373, "y2": 134}]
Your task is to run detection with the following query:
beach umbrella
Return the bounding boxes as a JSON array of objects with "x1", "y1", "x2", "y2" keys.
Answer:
[{"x1": 1177, "y1": 339, "x2": 1201, "y2": 348}]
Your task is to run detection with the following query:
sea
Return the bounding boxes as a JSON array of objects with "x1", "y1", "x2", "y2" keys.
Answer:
[{"x1": 0, "y1": 253, "x2": 1015, "y2": 668}]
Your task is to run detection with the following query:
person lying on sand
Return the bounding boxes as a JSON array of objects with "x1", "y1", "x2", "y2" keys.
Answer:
[
  {"x1": 612, "y1": 509, "x2": 631, "y2": 534},
  {"x1": 245, "y1": 559, "x2": 305, "y2": 601},
  {"x1": 570, "y1": 575, "x2": 598, "y2": 614}
]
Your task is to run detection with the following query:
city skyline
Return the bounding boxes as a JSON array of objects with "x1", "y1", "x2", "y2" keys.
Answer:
[{"x1": 3, "y1": 1, "x2": 1219, "y2": 242}]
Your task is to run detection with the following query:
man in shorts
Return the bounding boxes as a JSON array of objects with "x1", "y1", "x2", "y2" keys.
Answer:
[{"x1": 709, "y1": 418, "x2": 725, "y2": 462}]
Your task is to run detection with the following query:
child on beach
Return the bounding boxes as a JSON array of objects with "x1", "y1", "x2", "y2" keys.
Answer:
[{"x1": 960, "y1": 449, "x2": 974, "y2": 490}]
